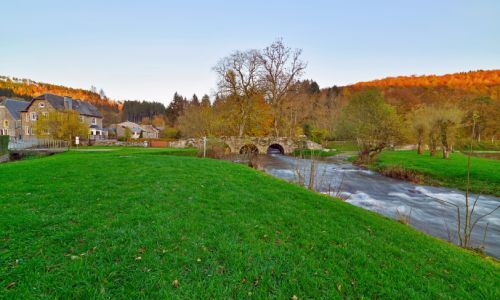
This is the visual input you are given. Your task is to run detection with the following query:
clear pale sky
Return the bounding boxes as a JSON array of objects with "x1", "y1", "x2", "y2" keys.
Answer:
[{"x1": 1, "y1": 0, "x2": 499, "y2": 103}]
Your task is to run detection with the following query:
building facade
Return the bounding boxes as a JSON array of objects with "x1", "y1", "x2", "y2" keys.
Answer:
[
  {"x1": 111, "y1": 121, "x2": 160, "y2": 139},
  {"x1": 0, "y1": 98, "x2": 30, "y2": 139},
  {"x1": 20, "y1": 93, "x2": 104, "y2": 139}
]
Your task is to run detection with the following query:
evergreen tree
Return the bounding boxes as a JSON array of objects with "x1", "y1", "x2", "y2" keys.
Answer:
[
  {"x1": 166, "y1": 92, "x2": 188, "y2": 125},
  {"x1": 191, "y1": 94, "x2": 200, "y2": 106},
  {"x1": 201, "y1": 94, "x2": 211, "y2": 107}
]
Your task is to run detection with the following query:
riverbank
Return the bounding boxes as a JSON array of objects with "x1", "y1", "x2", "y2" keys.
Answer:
[
  {"x1": 0, "y1": 148, "x2": 498, "y2": 298},
  {"x1": 369, "y1": 150, "x2": 499, "y2": 196}
]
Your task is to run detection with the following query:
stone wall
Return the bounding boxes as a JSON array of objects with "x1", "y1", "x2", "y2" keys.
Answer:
[
  {"x1": 93, "y1": 139, "x2": 147, "y2": 147},
  {"x1": 169, "y1": 136, "x2": 322, "y2": 154}
]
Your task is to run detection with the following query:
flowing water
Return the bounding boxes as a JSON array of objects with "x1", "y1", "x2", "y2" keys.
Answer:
[{"x1": 256, "y1": 154, "x2": 500, "y2": 258}]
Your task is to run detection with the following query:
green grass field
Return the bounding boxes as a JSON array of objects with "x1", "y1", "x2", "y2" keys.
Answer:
[
  {"x1": 374, "y1": 150, "x2": 500, "y2": 196},
  {"x1": 1, "y1": 148, "x2": 499, "y2": 298}
]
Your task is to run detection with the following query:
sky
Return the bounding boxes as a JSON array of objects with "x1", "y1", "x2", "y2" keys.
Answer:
[{"x1": 1, "y1": 0, "x2": 499, "y2": 104}]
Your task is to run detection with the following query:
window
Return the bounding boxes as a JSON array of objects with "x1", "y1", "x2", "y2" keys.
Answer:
[
  {"x1": 92, "y1": 118, "x2": 97, "y2": 125},
  {"x1": 25, "y1": 126, "x2": 30, "y2": 135},
  {"x1": 3, "y1": 120, "x2": 8, "y2": 128},
  {"x1": 26, "y1": 113, "x2": 29, "y2": 122},
  {"x1": 79, "y1": 116, "x2": 84, "y2": 123},
  {"x1": 39, "y1": 102, "x2": 45, "y2": 108},
  {"x1": 30, "y1": 112, "x2": 37, "y2": 121},
  {"x1": 42, "y1": 112, "x2": 48, "y2": 118}
]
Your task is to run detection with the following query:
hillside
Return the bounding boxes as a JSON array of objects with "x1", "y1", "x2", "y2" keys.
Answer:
[
  {"x1": 338, "y1": 70, "x2": 500, "y2": 117},
  {"x1": 0, "y1": 76, "x2": 121, "y2": 125},
  {"x1": 353, "y1": 70, "x2": 500, "y2": 90},
  {"x1": 0, "y1": 148, "x2": 498, "y2": 298}
]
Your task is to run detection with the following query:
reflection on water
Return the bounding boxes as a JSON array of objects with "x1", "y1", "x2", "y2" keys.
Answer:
[{"x1": 256, "y1": 154, "x2": 500, "y2": 258}]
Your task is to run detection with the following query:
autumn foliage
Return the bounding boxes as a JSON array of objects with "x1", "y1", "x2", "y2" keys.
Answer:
[
  {"x1": 353, "y1": 70, "x2": 500, "y2": 91},
  {"x1": 0, "y1": 76, "x2": 121, "y2": 112}
]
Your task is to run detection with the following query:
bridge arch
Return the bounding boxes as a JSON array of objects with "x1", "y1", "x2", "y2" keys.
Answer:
[
  {"x1": 239, "y1": 144, "x2": 259, "y2": 154},
  {"x1": 267, "y1": 143, "x2": 285, "y2": 155}
]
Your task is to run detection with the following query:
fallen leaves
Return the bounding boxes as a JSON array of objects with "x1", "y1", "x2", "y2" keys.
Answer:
[
  {"x1": 5, "y1": 282, "x2": 16, "y2": 289},
  {"x1": 172, "y1": 279, "x2": 179, "y2": 288}
]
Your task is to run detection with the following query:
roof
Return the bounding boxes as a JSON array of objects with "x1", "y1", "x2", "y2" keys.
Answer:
[
  {"x1": 116, "y1": 121, "x2": 141, "y2": 129},
  {"x1": 0, "y1": 98, "x2": 30, "y2": 120},
  {"x1": 28, "y1": 93, "x2": 103, "y2": 118},
  {"x1": 114, "y1": 121, "x2": 159, "y2": 133},
  {"x1": 141, "y1": 124, "x2": 160, "y2": 133}
]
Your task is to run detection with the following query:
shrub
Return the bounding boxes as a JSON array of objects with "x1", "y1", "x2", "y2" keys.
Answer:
[
  {"x1": 198, "y1": 138, "x2": 230, "y2": 159},
  {"x1": 163, "y1": 127, "x2": 180, "y2": 139},
  {"x1": 0, "y1": 135, "x2": 8, "y2": 155}
]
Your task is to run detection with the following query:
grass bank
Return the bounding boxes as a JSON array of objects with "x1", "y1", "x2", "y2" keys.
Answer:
[
  {"x1": 292, "y1": 149, "x2": 339, "y2": 158},
  {"x1": 325, "y1": 141, "x2": 359, "y2": 151},
  {"x1": 0, "y1": 148, "x2": 498, "y2": 298},
  {"x1": 373, "y1": 150, "x2": 500, "y2": 196}
]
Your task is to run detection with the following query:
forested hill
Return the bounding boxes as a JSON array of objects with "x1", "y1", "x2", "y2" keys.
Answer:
[
  {"x1": 0, "y1": 76, "x2": 121, "y2": 112},
  {"x1": 342, "y1": 70, "x2": 500, "y2": 112},
  {"x1": 353, "y1": 70, "x2": 500, "y2": 89}
]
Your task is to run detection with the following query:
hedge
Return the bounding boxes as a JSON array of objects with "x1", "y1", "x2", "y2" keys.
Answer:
[{"x1": 0, "y1": 135, "x2": 8, "y2": 155}]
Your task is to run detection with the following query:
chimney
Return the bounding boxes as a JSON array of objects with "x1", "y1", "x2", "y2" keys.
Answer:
[{"x1": 63, "y1": 96, "x2": 73, "y2": 110}]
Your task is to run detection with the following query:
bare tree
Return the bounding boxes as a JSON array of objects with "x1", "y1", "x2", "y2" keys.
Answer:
[
  {"x1": 259, "y1": 39, "x2": 306, "y2": 137},
  {"x1": 214, "y1": 50, "x2": 261, "y2": 137}
]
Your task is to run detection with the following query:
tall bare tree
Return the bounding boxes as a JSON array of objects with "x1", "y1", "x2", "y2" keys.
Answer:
[
  {"x1": 214, "y1": 50, "x2": 261, "y2": 137},
  {"x1": 259, "y1": 39, "x2": 306, "y2": 137}
]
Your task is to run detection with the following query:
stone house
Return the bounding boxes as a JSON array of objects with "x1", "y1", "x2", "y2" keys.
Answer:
[
  {"x1": 111, "y1": 121, "x2": 160, "y2": 139},
  {"x1": 140, "y1": 124, "x2": 160, "y2": 139},
  {"x1": 20, "y1": 93, "x2": 104, "y2": 139},
  {"x1": 0, "y1": 98, "x2": 30, "y2": 139}
]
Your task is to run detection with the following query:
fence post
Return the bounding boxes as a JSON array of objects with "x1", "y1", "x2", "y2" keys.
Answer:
[{"x1": 203, "y1": 136, "x2": 207, "y2": 158}]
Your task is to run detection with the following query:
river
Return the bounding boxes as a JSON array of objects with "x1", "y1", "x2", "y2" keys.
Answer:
[{"x1": 255, "y1": 154, "x2": 500, "y2": 258}]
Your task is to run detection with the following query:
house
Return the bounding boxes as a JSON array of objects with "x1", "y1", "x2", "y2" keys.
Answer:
[
  {"x1": 20, "y1": 93, "x2": 105, "y2": 139},
  {"x1": 140, "y1": 124, "x2": 160, "y2": 139},
  {"x1": 111, "y1": 121, "x2": 160, "y2": 139},
  {"x1": 0, "y1": 98, "x2": 30, "y2": 139}
]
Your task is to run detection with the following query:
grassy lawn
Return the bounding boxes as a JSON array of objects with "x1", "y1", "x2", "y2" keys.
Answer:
[
  {"x1": 374, "y1": 150, "x2": 500, "y2": 196},
  {"x1": 325, "y1": 141, "x2": 359, "y2": 151},
  {"x1": 0, "y1": 148, "x2": 498, "y2": 298}
]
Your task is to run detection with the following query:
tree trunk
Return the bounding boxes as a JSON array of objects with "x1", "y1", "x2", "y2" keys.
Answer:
[
  {"x1": 273, "y1": 117, "x2": 279, "y2": 137},
  {"x1": 442, "y1": 147, "x2": 449, "y2": 159},
  {"x1": 429, "y1": 134, "x2": 436, "y2": 157},
  {"x1": 440, "y1": 123, "x2": 449, "y2": 159},
  {"x1": 416, "y1": 129, "x2": 424, "y2": 154}
]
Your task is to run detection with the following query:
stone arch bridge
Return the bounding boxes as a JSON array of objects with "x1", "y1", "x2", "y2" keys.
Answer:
[{"x1": 169, "y1": 136, "x2": 322, "y2": 155}]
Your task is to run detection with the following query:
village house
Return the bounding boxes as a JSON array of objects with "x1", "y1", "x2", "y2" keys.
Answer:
[
  {"x1": 20, "y1": 93, "x2": 105, "y2": 139},
  {"x1": 0, "y1": 98, "x2": 30, "y2": 139},
  {"x1": 111, "y1": 121, "x2": 160, "y2": 139}
]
